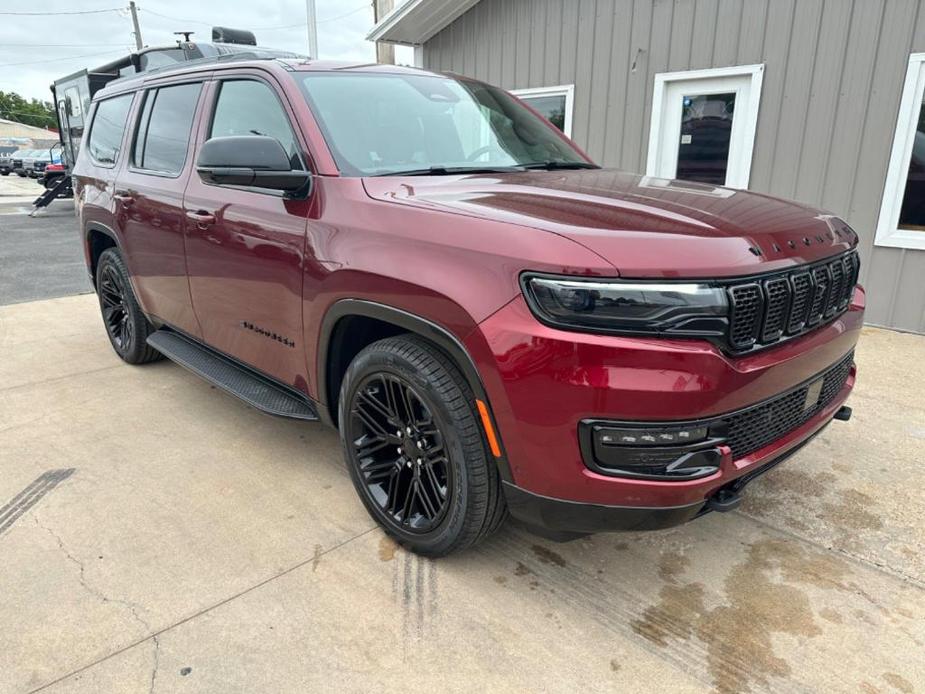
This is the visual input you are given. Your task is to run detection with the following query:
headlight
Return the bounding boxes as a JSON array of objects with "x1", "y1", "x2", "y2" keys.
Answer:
[{"x1": 521, "y1": 274, "x2": 729, "y2": 337}]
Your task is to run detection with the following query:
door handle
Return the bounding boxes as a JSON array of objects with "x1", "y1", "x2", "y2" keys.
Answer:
[
  {"x1": 113, "y1": 190, "x2": 134, "y2": 206},
  {"x1": 186, "y1": 210, "x2": 216, "y2": 227}
]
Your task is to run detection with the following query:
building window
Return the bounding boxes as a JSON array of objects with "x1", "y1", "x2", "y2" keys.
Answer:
[
  {"x1": 876, "y1": 53, "x2": 925, "y2": 250},
  {"x1": 646, "y1": 64, "x2": 764, "y2": 190},
  {"x1": 511, "y1": 85, "x2": 574, "y2": 137}
]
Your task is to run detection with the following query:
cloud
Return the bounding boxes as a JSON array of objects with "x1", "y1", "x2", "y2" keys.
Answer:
[{"x1": 0, "y1": 0, "x2": 376, "y2": 103}]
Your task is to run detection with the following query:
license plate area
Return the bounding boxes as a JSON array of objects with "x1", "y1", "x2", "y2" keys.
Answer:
[{"x1": 803, "y1": 377, "x2": 824, "y2": 412}]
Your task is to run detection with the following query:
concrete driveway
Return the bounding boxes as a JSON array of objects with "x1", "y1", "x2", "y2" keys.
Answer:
[
  {"x1": 0, "y1": 176, "x2": 89, "y2": 305},
  {"x1": 1, "y1": 294, "x2": 923, "y2": 694}
]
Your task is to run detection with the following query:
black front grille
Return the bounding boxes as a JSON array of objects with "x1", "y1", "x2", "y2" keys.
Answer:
[
  {"x1": 727, "y1": 251, "x2": 858, "y2": 352},
  {"x1": 720, "y1": 351, "x2": 854, "y2": 459}
]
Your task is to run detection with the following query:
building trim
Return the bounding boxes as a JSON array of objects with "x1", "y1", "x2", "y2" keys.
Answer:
[
  {"x1": 367, "y1": 0, "x2": 482, "y2": 46},
  {"x1": 875, "y1": 52, "x2": 925, "y2": 251},
  {"x1": 511, "y1": 84, "x2": 575, "y2": 137},
  {"x1": 646, "y1": 63, "x2": 764, "y2": 190}
]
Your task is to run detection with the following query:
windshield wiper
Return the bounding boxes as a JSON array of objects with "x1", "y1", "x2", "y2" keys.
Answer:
[
  {"x1": 521, "y1": 160, "x2": 599, "y2": 170},
  {"x1": 373, "y1": 165, "x2": 526, "y2": 176}
]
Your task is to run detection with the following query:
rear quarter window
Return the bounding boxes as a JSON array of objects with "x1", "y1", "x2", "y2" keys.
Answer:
[{"x1": 87, "y1": 94, "x2": 134, "y2": 166}]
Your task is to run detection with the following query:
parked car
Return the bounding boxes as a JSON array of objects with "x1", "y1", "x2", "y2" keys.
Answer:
[
  {"x1": 12, "y1": 150, "x2": 32, "y2": 176},
  {"x1": 0, "y1": 151, "x2": 13, "y2": 175},
  {"x1": 25, "y1": 149, "x2": 56, "y2": 178},
  {"x1": 73, "y1": 57, "x2": 862, "y2": 556}
]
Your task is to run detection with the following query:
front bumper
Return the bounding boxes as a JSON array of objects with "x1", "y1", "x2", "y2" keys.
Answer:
[
  {"x1": 470, "y1": 288, "x2": 864, "y2": 531},
  {"x1": 503, "y1": 410, "x2": 842, "y2": 536}
]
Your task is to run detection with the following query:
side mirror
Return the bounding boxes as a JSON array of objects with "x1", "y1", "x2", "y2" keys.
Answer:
[{"x1": 196, "y1": 135, "x2": 311, "y2": 194}]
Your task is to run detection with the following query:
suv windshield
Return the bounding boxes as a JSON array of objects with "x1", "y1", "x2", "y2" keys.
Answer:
[{"x1": 299, "y1": 72, "x2": 595, "y2": 176}]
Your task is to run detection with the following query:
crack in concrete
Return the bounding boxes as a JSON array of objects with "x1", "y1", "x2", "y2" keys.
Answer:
[
  {"x1": 32, "y1": 514, "x2": 160, "y2": 691},
  {"x1": 149, "y1": 635, "x2": 160, "y2": 694},
  {"x1": 28, "y1": 525, "x2": 378, "y2": 693}
]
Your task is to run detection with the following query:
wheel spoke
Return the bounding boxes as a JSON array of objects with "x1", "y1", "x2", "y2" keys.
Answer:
[
  {"x1": 361, "y1": 455, "x2": 399, "y2": 482},
  {"x1": 400, "y1": 386, "x2": 418, "y2": 425},
  {"x1": 352, "y1": 401, "x2": 390, "y2": 439},
  {"x1": 422, "y1": 461, "x2": 447, "y2": 500},
  {"x1": 384, "y1": 469, "x2": 400, "y2": 515},
  {"x1": 122, "y1": 314, "x2": 133, "y2": 346},
  {"x1": 358, "y1": 388, "x2": 397, "y2": 425},
  {"x1": 354, "y1": 433, "x2": 390, "y2": 459},
  {"x1": 400, "y1": 476, "x2": 416, "y2": 525},
  {"x1": 383, "y1": 377, "x2": 400, "y2": 421},
  {"x1": 415, "y1": 479, "x2": 438, "y2": 519}
]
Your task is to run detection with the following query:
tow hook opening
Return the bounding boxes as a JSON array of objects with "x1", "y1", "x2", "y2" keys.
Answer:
[{"x1": 706, "y1": 488, "x2": 741, "y2": 513}]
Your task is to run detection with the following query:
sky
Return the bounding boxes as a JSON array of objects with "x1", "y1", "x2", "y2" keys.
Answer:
[{"x1": 0, "y1": 0, "x2": 411, "y2": 104}]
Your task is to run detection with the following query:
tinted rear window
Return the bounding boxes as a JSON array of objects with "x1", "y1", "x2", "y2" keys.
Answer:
[
  {"x1": 133, "y1": 82, "x2": 201, "y2": 174},
  {"x1": 87, "y1": 94, "x2": 134, "y2": 165}
]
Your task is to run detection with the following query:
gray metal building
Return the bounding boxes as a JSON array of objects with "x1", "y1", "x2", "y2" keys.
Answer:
[{"x1": 370, "y1": 0, "x2": 925, "y2": 333}]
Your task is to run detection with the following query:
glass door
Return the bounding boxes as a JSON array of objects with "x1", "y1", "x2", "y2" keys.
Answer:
[{"x1": 647, "y1": 66, "x2": 764, "y2": 189}]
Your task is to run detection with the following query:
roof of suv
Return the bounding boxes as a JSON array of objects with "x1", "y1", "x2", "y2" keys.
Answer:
[{"x1": 93, "y1": 54, "x2": 438, "y2": 100}]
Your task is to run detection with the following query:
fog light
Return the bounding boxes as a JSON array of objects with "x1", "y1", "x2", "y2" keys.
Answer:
[{"x1": 596, "y1": 426, "x2": 709, "y2": 447}]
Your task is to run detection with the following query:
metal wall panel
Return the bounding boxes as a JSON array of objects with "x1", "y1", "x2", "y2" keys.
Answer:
[{"x1": 423, "y1": 0, "x2": 925, "y2": 332}]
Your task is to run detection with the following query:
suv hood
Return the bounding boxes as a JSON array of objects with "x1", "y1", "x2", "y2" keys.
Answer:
[{"x1": 362, "y1": 169, "x2": 857, "y2": 278}]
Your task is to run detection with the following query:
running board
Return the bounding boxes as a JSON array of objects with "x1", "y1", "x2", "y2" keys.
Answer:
[{"x1": 146, "y1": 330, "x2": 318, "y2": 421}]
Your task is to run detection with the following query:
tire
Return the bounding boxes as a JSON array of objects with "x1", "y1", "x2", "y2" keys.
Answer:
[
  {"x1": 0, "y1": 171, "x2": 9, "y2": 176},
  {"x1": 338, "y1": 335, "x2": 506, "y2": 556},
  {"x1": 95, "y1": 248, "x2": 163, "y2": 365}
]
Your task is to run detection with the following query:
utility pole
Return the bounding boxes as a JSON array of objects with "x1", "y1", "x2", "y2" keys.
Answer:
[
  {"x1": 372, "y1": 0, "x2": 395, "y2": 64},
  {"x1": 129, "y1": 1, "x2": 143, "y2": 50},
  {"x1": 305, "y1": 0, "x2": 318, "y2": 59}
]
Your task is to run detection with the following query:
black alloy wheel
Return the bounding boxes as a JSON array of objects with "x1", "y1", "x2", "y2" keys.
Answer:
[
  {"x1": 339, "y1": 336, "x2": 507, "y2": 556},
  {"x1": 349, "y1": 373, "x2": 451, "y2": 533},
  {"x1": 99, "y1": 263, "x2": 134, "y2": 351},
  {"x1": 95, "y1": 248, "x2": 163, "y2": 364}
]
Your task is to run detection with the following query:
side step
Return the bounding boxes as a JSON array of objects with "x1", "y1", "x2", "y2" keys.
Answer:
[{"x1": 146, "y1": 330, "x2": 318, "y2": 421}]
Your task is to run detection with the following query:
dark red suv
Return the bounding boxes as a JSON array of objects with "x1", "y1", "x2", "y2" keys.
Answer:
[{"x1": 73, "y1": 55, "x2": 862, "y2": 556}]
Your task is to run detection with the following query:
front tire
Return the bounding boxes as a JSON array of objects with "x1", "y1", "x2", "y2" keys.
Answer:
[
  {"x1": 95, "y1": 248, "x2": 162, "y2": 364},
  {"x1": 339, "y1": 335, "x2": 506, "y2": 556}
]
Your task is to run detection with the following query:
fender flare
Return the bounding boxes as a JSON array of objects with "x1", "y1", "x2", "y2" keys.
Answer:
[
  {"x1": 317, "y1": 299, "x2": 513, "y2": 482},
  {"x1": 84, "y1": 221, "x2": 122, "y2": 285}
]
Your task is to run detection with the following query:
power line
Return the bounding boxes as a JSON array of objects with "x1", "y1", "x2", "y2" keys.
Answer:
[
  {"x1": 317, "y1": 4, "x2": 370, "y2": 24},
  {"x1": 139, "y1": 4, "x2": 368, "y2": 31},
  {"x1": 0, "y1": 43, "x2": 127, "y2": 48},
  {"x1": 0, "y1": 49, "x2": 128, "y2": 69},
  {"x1": 0, "y1": 110, "x2": 56, "y2": 122},
  {"x1": 0, "y1": 8, "x2": 122, "y2": 15}
]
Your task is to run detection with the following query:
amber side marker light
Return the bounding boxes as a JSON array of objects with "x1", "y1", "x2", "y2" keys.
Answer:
[{"x1": 475, "y1": 399, "x2": 502, "y2": 457}]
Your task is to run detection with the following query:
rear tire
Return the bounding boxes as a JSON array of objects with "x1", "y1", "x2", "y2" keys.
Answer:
[
  {"x1": 339, "y1": 335, "x2": 506, "y2": 556},
  {"x1": 95, "y1": 248, "x2": 163, "y2": 365}
]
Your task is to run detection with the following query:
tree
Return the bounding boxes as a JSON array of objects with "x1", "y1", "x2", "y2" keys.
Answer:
[{"x1": 0, "y1": 91, "x2": 57, "y2": 130}]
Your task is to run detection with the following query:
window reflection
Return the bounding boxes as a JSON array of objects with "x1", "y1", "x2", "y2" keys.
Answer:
[
  {"x1": 676, "y1": 92, "x2": 735, "y2": 185},
  {"x1": 899, "y1": 97, "x2": 925, "y2": 231}
]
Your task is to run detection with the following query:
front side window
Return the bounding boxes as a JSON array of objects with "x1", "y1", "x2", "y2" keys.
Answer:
[
  {"x1": 209, "y1": 80, "x2": 301, "y2": 167},
  {"x1": 299, "y1": 74, "x2": 590, "y2": 176},
  {"x1": 87, "y1": 93, "x2": 133, "y2": 165},
  {"x1": 133, "y1": 82, "x2": 201, "y2": 174}
]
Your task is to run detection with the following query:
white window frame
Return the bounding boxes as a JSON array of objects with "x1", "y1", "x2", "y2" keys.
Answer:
[
  {"x1": 646, "y1": 64, "x2": 764, "y2": 189},
  {"x1": 511, "y1": 84, "x2": 575, "y2": 137},
  {"x1": 875, "y1": 53, "x2": 925, "y2": 250}
]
